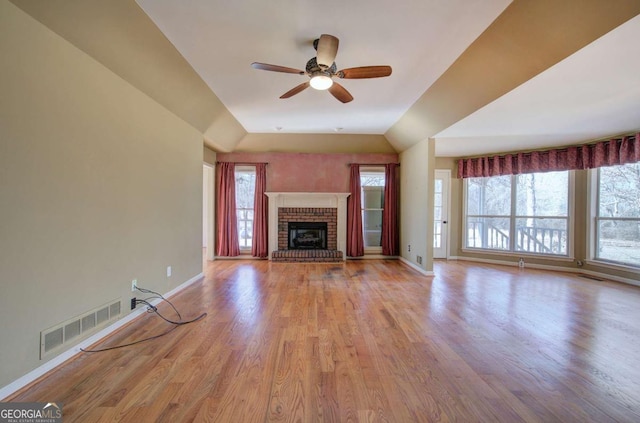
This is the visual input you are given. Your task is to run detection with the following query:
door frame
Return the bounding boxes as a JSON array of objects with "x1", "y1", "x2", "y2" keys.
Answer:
[
  {"x1": 203, "y1": 164, "x2": 215, "y2": 261},
  {"x1": 434, "y1": 169, "x2": 451, "y2": 259}
]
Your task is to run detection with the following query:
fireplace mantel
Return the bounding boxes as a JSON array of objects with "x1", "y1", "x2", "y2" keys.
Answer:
[{"x1": 265, "y1": 192, "x2": 350, "y2": 260}]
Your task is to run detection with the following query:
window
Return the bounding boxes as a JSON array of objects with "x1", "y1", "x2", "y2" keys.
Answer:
[
  {"x1": 434, "y1": 178, "x2": 442, "y2": 248},
  {"x1": 465, "y1": 171, "x2": 569, "y2": 256},
  {"x1": 235, "y1": 167, "x2": 256, "y2": 250},
  {"x1": 361, "y1": 169, "x2": 385, "y2": 248},
  {"x1": 595, "y1": 162, "x2": 640, "y2": 267}
]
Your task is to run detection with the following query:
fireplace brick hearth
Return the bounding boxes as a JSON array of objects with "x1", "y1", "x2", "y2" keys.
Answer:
[{"x1": 271, "y1": 249, "x2": 343, "y2": 262}]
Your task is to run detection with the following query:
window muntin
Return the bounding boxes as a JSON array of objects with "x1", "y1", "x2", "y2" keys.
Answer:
[
  {"x1": 595, "y1": 162, "x2": 640, "y2": 267},
  {"x1": 361, "y1": 170, "x2": 385, "y2": 248},
  {"x1": 235, "y1": 167, "x2": 256, "y2": 250},
  {"x1": 465, "y1": 171, "x2": 569, "y2": 256}
]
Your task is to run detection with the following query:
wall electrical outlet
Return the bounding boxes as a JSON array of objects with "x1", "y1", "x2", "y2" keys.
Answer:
[
  {"x1": 417, "y1": 255, "x2": 423, "y2": 265},
  {"x1": 131, "y1": 279, "x2": 137, "y2": 292},
  {"x1": 408, "y1": 244, "x2": 411, "y2": 252},
  {"x1": 130, "y1": 297, "x2": 136, "y2": 310},
  {"x1": 166, "y1": 266, "x2": 172, "y2": 277}
]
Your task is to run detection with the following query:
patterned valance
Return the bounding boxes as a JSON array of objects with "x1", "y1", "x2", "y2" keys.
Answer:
[{"x1": 457, "y1": 133, "x2": 639, "y2": 178}]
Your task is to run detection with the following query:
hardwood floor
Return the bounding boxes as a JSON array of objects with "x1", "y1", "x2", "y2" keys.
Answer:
[{"x1": 8, "y1": 259, "x2": 640, "y2": 422}]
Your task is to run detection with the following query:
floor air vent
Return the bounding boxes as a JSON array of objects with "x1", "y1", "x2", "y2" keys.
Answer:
[
  {"x1": 40, "y1": 299, "x2": 121, "y2": 359},
  {"x1": 579, "y1": 274, "x2": 605, "y2": 282}
]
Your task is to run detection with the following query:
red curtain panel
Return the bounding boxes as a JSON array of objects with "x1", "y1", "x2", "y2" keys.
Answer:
[
  {"x1": 347, "y1": 164, "x2": 364, "y2": 257},
  {"x1": 251, "y1": 163, "x2": 268, "y2": 258},
  {"x1": 216, "y1": 162, "x2": 240, "y2": 256}
]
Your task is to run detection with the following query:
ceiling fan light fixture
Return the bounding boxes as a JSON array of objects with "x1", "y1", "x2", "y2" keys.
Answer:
[
  {"x1": 252, "y1": 34, "x2": 391, "y2": 102},
  {"x1": 309, "y1": 74, "x2": 333, "y2": 90}
]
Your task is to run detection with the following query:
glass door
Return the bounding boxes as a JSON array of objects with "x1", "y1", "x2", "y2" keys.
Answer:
[{"x1": 434, "y1": 169, "x2": 450, "y2": 259}]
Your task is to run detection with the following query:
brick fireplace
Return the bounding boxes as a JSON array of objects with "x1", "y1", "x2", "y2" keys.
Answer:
[
  {"x1": 278, "y1": 208, "x2": 336, "y2": 250},
  {"x1": 266, "y1": 192, "x2": 349, "y2": 261}
]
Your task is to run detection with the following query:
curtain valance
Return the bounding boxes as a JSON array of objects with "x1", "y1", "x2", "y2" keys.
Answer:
[{"x1": 457, "y1": 133, "x2": 639, "y2": 178}]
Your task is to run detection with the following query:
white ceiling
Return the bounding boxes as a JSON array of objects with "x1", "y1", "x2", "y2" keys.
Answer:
[
  {"x1": 435, "y1": 13, "x2": 640, "y2": 157},
  {"x1": 136, "y1": 0, "x2": 511, "y2": 135},
  {"x1": 136, "y1": 0, "x2": 640, "y2": 156}
]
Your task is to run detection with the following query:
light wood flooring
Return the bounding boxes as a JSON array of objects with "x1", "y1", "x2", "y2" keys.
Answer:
[{"x1": 8, "y1": 259, "x2": 640, "y2": 422}]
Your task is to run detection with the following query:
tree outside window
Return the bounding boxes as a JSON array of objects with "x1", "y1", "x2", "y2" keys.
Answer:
[
  {"x1": 465, "y1": 171, "x2": 569, "y2": 255},
  {"x1": 596, "y1": 162, "x2": 640, "y2": 267}
]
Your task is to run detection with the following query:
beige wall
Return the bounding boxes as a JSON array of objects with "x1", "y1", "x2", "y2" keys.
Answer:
[
  {"x1": 203, "y1": 146, "x2": 217, "y2": 166},
  {"x1": 10, "y1": 0, "x2": 247, "y2": 150},
  {"x1": 437, "y1": 157, "x2": 639, "y2": 283},
  {"x1": 235, "y1": 133, "x2": 396, "y2": 154},
  {"x1": 399, "y1": 139, "x2": 435, "y2": 272},
  {"x1": 203, "y1": 147, "x2": 216, "y2": 261},
  {"x1": 0, "y1": 2, "x2": 204, "y2": 388},
  {"x1": 216, "y1": 152, "x2": 398, "y2": 193}
]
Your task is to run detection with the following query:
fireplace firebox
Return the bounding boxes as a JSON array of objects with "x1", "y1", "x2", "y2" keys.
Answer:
[{"x1": 288, "y1": 222, "x2": 327, "y2": 250}]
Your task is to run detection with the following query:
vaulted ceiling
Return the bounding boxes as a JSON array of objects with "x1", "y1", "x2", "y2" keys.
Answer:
[{"x1": 11, "y1": 0, "x2": 640, "y2": 157}]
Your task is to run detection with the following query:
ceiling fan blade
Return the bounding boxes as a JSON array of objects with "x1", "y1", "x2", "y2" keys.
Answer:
[
  {"x1": 280, "y1": 82, "x2": 310, "y2": 99},
  {"x1": 328, "y1": 82, "x2": 353, "y2": 103},
  {"x1": 316, "y1": 34, "x2": 339, "y2": 68},
  {"x1": 338, "y1": 66, "x2": 392, "y2": 79},
  {"x1": 251, "y1": 62, "x2": 305, "y2": 75}
]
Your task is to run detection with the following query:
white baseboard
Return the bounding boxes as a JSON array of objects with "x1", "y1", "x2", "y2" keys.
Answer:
[
  {"x1": 347, "y1": 255, "x2": 399, "y2": 260},
  {"x1": 399, "y1": 257, "x2": 435, "y2": 276},
  {"x1": 576, "y1": 268, "x2": 640, "y2": 287},
  {"x1": 448, "y1": 256, "x2": 640, "y2": 287},
  {"x1": 0, "y1": 272, "x2": 204, "y2": 400}
]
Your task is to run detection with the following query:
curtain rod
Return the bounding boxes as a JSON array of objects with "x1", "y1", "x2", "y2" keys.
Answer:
[
  {"x1": 216, "y1": 161, "x2": 268, "y2": 166},
  {"x1": 347, "y1": 163, "x2": 400, "y2": 166}
]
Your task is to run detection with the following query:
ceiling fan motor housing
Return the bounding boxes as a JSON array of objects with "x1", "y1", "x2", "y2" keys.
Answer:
[{"x1": 306, "y1": 57, "x2": 337, "y2": 74}]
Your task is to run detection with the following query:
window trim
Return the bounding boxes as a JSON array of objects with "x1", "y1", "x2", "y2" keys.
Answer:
[
  {"x1": 589, "y1": 166, "x2": 640, "y2": 269},
  {"x1": 235, "y1": 166, "x2": 256, "y2": 251},
  {"x1": 360, "y1": 166, "x2": 385, "y2": 253},
  {"x1": 463, "y1": 171, "x2": 574, "y2": 258}
]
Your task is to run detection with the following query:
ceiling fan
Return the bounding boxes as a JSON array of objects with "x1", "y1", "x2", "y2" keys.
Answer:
[{"x1": 251, "y1": 34, "x2": 392, "y2": 103}]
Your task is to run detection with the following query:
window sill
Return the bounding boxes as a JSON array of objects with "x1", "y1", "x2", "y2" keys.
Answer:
[
  {"x1": 461, "y1": 248, "x2": 574, "y2": 262},
  {"x1": 586, "y1": 259, "x2": 640, "y2": 272}
]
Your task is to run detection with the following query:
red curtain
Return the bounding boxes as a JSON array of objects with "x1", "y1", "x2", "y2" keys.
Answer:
[
  {"x1": 457, "y1": 133, "x2": 640, "y2": 178},
  {"x1": 251, "y1": 163, "x2": 268, "y2": 258},
  {"x1": 382, "y1": 163, "x2": 399, "y2": 256},
  {"x1": 216, "y1": 162, "x2": 240, "y2": 256},
  {"x1": 347, "y1": 164, "x2": 364, "y2": 257}
]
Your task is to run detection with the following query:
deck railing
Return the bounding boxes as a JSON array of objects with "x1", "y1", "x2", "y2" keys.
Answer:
[{"x1": 467, "y1": 220, "x2": 567, "y2": 255}]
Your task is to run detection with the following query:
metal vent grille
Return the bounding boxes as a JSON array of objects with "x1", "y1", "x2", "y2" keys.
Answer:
[
  {"x1": 44, "y1": 328, "x2": 63, "y2": 353},
  {"x1": 110, "y1": 301, "x2": 121, "y2": 317},
  {"x1": 81, "y1": 314, "x2": 96, "y2": 331},
  {"x1": 40, "y1": 299, "x2": 121, "y2": 359},
  {"x1": 96, "y1": 307, "x2": 109, "y2": 325},
  {"x1": 64, "y1": 320, "x2": 81, "y2": 342}
]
